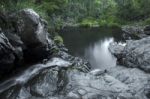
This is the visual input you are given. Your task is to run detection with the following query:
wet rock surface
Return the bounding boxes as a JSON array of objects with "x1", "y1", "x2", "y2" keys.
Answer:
[
  {"x1": 11, "y1": 9, "x2": 51, "y2": 61},
  {"x1": 122, "y1": 25, "x2": 150, "y2": 40},
  {"x1": 0, "y1": 9, "x2": 150, "y2": 99},
  {"x1": 0, "y1": 32, "x2": 15, "y2": 75},
  {"x1": 110, "y1": 37, "x2": 150, "y2": 73},
  {"x1": 108, "y1": 66, "x2": 150, "y2": 99},
  {"x1": 1, "y1": 65, "x2": 150, "y2": 99},
  {"x1": 0, "y1": 9, "x2": 54, "y2": 78},
  {"x1": 109, "y1": 42, "x2": 125, "y2": 63}
]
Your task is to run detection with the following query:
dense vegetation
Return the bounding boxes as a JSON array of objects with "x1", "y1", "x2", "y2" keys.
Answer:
[{"x1": 1, "y1": 0, "x2": 150, "y2": 28}]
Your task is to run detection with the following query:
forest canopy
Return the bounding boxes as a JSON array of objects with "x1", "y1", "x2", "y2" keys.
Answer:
[{"x1": 1, "y1": 0, "x2": 150, "y2": 27}]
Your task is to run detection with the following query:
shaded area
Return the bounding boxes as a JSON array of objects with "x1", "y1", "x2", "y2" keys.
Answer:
[
  {"x1": 59, "y1": 27, "x2": 122, "y2": 69},
  {"x1": 59, "y1": 27, "x2": 122, "y2": 57}
]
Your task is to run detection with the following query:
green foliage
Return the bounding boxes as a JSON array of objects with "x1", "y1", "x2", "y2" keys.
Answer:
[
  {"x1": 98, "y1": 18, "x2": 120, "y2": 27},
  {"x1": 54, "y1": 35, "x2": 64, "y2": 44},
  {"x1": 0, "y1": 0, "x2": 68, "y2": 27},
  {"x1": 1, "y1": 0, "x2": 150, "y2": 28},
  {"x1": 115, "y1": 0, "x2": 150, "y2": 21},
  {"x1": 143, "y1": 18, "x2": 150, "y2": 25},
  {"x1": 80, "y1": 17, "x2": 98, "y2": 27}
]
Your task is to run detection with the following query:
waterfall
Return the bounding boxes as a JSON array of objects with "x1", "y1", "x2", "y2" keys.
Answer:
[{"x1": 0, "y1": 58, "x2": 71, "y2": 93}]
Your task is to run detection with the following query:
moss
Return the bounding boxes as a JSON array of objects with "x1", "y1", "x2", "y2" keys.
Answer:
[
  {"x1": 107, "y1": 22, "x2": 121, "y2": 28},
  {"x1": 143, "y1": 18, "x2": 150, "y2": 25},
  {"x1": 50, "y1": 44, "x2": 62, "y2": 56},
  {"x1": 54, "y1": 35, "x2": 64, "y2": 44}
]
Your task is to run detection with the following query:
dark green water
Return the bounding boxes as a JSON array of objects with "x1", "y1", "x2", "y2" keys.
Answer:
[{"x1": 59, "y1": 27, "x2": 123, "y2": 69}]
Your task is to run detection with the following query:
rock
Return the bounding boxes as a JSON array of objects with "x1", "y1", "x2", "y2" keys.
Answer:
[
  {"x1": 1, "y1": 57, "x2": 150, "y2": 99},
  {"x1": 10, "y1": 9, "x2": 52, "y2": 61},
  {"x1": 27, "y1": 67, "x2": 67, "y2": 97},
  {"x1": 109, "y1": 42, "x2": 125, "y2": 61},
  {"x1": 56, "y1": 50, "x2": 91, "y2": 72},
  {"x1": 4, "y1": 32, "x2": 24, "y2": 63},
  {"x1": 107, "y1": 66, "x2": 150, "y2": 99},
  {"x1": 144, "y1": 25, "x2": 150, "y2": 35},
  {"x1": 0, "y1": 9, "x2": 56, "y2": 79},
  {"x1": 0, "y1": 66, "x2": 136, "y2": 99},
  {"x1": 122, "y1": 37, "x2": 150, "y2": 72},
  {"x1": 0, "y1": 33, "x2": 15, "y2": 75},
  {"x1": 12, "y1": 9, "x2": 48, "y2": 46},
  {"x1": 110, "y1": 36, "x2": 150, "y2": 72},
  {"x1": 65, "y1": 69, "x2": 135, "y2": 99},
  {"x1": 122, "y1": 25, "x2": 148, "y2": 40}
]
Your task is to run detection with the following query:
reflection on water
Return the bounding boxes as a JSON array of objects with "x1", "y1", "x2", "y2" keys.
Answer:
[
  {"x1": 85, "y1": 38, "x2": 116, "y2": 69},
  {"x1": 59, "y1": 27, "x2": 122, "y2": 69}
]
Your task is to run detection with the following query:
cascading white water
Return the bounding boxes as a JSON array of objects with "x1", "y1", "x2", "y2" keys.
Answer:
[
  {"x1": 16, "y1": 58, "x2": 71, "y2": 83},
  {"x1": 85, "y1": 38, "x2": 117, "y2": 69},
  {"x1": 0, "y1": 58, "x2": 71, "y2": 93}
]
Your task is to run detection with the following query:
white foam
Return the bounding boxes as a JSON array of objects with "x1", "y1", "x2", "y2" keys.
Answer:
[
  {"x1": 16, "y1": 58, "x2": 71, "y2": 83},
  {"x1": 118, "y1": 42, "x2": 126, "y2": 46}
]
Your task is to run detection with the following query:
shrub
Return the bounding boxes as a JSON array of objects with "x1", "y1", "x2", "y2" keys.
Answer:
[
  {"x1": 79, "y1": 17, "x2": 98, "y2": 27},
  {"x1": 143, "y1": 18, "x2": 150, "y2": 25},
  {"x1": 54, "y1": 35, "x2": 64, "y2": 44}
]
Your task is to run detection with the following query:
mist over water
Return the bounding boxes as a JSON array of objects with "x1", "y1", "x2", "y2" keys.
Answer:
[{"x1": 85, "y1": 38, "x2": 117, "y2": 69}]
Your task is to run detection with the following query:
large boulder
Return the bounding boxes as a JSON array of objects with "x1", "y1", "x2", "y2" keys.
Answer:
[
  {"x1": 0, "y1": 9, "x2": 55, "y2": 79},
  {"x1": 110, "y1": 36, "x2": 150, "y2": 72},
  {"x1": 11, "y1": 9, "x2": 48, "y2": 47},
  {"x1": 10, "y1": 9, "x2": 51, "y2": 60},
  {"x1": 107, "y1": 66, "x2": 150, "y2": 99}
]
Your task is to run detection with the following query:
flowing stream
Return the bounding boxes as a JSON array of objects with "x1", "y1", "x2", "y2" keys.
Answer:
[{"x1": 0, "y1": 58, "x2": 71, "y2": 93}]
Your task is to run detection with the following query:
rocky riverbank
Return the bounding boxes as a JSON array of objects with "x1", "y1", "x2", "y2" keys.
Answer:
[
  {"x1": 0, "y1": 9, "x2": 150, "y2": 99},
  {"x1": 122, "y1": 25, "x2": 150, "y2": 40}
]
